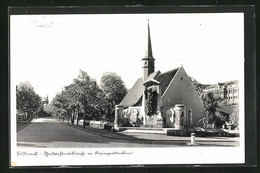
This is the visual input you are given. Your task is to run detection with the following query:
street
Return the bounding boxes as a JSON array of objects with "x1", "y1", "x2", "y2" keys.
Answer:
[{"x1": 17, "y1": 118, "x2": 239, "y2": 148}]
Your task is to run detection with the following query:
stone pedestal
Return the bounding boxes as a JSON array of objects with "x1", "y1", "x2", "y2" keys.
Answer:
[
  {"x1": 173, "y1": 104, "x2": 186, "y2": 129},
  {"x1": 165, "y1": 108, "x2": 174, "y2": 128},
  {"x1": 114, "y1": 105, "x2": 123, "y2": 129},
  {"x1": 141, "y1": 90, "x2": 147, "y2": 125},
  {"x1": 141, "y1": 79, "x2": 163, "y2": 128},
  {"x1": 156, "y1": 111, "x2": 164, "y2": 128}
]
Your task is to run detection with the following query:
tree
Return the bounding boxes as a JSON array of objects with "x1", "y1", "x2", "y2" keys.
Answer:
[
  {"x1": 73, "y1": 70, "x2": 102, "y2": 127},
  {"x1": 16, "y1": 81, "x2": 42, "y2": 120},
  {"x1": 63, "y1": 83, "x2": 82, "y2": 125},
  {"x1": 46, "y1": 70, "x2": 127, "y2": 126},
  {"x1": 43, "y1": 103, "x2": 56, "y2": 117},
  {"x1": 199, "y1": 92, "x2": 227, "y2": 129},
  {"x1": 49, "y1": 84, "x2": 82, "y2": 124},
  {"x1": 100, "y1": 72, "x2": 127, "y2": 121},
  {"x1": 190, "y1": 76, "x2": 204, "y2": 96},
  {"x1": 47, "y1": 70, "x2": 102, "y2": 127},
  {"x1": 45, "y1": 96, "x2": 49, "y2": 105},
  {"x1": 229, "y1": 108, "x2": 239, "y2": 129}
]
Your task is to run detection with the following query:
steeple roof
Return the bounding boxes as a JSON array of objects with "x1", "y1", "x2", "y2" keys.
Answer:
[{"x1": 143, "y1": 19, "x2": 154, "y2": 60}]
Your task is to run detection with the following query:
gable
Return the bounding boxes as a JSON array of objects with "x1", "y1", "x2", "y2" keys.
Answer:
[{"x1": 161, "y1": 67, "x2": 205, "y2": 125}]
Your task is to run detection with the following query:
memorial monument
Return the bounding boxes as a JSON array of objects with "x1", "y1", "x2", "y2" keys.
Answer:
[{"x1": 114, "y1": 20, "x2": 205, "y2": 130}]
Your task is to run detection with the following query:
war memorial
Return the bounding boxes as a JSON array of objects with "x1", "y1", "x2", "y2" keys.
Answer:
[{"x1": 113, "y1": 21, "x2": 205, "y2": 135}]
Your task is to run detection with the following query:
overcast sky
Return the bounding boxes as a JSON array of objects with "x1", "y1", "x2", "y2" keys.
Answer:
[{"x1": 10, "y1": 13, "x2": 244, "y2": 101}]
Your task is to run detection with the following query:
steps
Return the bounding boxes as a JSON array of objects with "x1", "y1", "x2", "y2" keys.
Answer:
[
  {"x1": 117, "y1": 127, "x2": 167, "y2": 135},
  {"x1": 117, "y1": 127, "x2": 189, "y2": 136}
]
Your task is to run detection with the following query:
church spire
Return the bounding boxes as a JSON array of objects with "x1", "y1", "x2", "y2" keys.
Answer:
[
  {"x1": 144, "y1": 19, "x2": 153, "y2": 58},
  {"x1": 142, "y1": 19, "x2": 155, "y2": 81}
]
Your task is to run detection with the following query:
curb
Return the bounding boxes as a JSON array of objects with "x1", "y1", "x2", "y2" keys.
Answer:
[
  {"x1": 60, "y1": 122, "x2": 188, "y2": 143},
  {"x1": 17, "y1": 119, "x2": 35, "y2": 132},
  {"x1": 61, "y1": 122, "x2": 221, "y2": 147},
  {"x1": 61, "y1": 122, "x2": 138, "y2": 141},
  {"x1": 60, "y1": 123, "x2": 239, "y2": 147}
]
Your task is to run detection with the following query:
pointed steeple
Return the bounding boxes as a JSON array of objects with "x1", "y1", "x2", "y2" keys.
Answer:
[
  {"x1": 144, "y1": 19, "x2": 154, "y2": 59},
  {"x1": 142, "y1": 19, "x2": 155, "y2": 81}
]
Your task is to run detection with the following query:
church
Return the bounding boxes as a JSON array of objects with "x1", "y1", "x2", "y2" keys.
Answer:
[{"x1": 114, "y1": 20, "x2": 205, "y2": 130}]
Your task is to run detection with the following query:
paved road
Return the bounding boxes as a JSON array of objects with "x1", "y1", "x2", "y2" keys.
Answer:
[{"x1": 17, "y1": 118, "x2": 239, "y2": 148}]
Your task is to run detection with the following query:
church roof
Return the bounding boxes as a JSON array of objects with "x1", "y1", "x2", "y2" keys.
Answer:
[
  {"x1": 156, "y1": 67, "x2": 179, "y2": 95},
  {"x1": 119, "y1": 77, "x2": 144, "y2": 107},
  {"x1": 119, "y1": 68, "x2": 180, "y2": 107},
  {"x1": 119, "y1": 71, "x2": 160, "y2": 107}
]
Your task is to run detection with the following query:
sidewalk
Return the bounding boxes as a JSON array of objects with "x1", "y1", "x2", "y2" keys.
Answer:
[
  {"x1": 61, "y1": 122, "x2": 140, "y2": 140},
  {"x1": 17, "y1": 118, "x2": 35, "y2": 132},
  {"x1": 61, "y1": 122, "x2": 189, "y2": 142},
  {"x1": 60, "y1": 122, "x2": 240, "y2": 147}
]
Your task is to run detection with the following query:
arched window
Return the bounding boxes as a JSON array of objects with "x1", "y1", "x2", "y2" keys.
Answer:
[
  {"x1": 181, "y1": 112, "x2": 184, "y2": 126},
  {"x1": 172, "y1": 109, "x2": 175, "y2": 124},
  {"x1": 187, "y1": 109, "x2": 192, "y2": 126}
]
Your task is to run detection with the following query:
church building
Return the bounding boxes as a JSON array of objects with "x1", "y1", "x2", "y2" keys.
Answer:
[{"x1": 114, "y1": 20, "x2": 205, "y2": 130}]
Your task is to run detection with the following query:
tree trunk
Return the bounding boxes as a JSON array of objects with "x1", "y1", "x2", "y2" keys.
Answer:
[
  {"x1": 84, "y1": 113, "x2": 86, "y2": 128},
  {"x1": 83, "y1": 103, "x2": 88, "y2": 128},
  {"x1": 28, "y1": 112, "x2": 31, "y2": 121},
  {"x1": 71, "y1": 110, "x2": 74, "y2": 125},
  {"x1": 77, "y1": 105, "x2": 79, "y2": 126}
]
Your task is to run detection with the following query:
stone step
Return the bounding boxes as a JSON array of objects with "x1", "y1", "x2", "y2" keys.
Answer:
[
  {"x1": 117, "y1": 127, "x2": 166, "y2": 131},
  {"x1": 116, "y1": 127, "x2": 168, "y2": 135},
  {"x1": 120, "y1": 129, "x2": 167, "y2": 135}
]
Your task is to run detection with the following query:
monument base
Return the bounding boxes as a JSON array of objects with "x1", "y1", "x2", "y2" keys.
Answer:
[
  {"x1": 141, "y1": 124, "x2": 163, "y2": 128},
  {"x1": 166, "y1": 129, "x2": 187, "y2": 136},
  {"x1": 142, "y1": 113, "x2": 164, "y2": 128}
]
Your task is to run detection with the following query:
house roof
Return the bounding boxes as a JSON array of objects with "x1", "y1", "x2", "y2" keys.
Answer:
[
  {"x1": 217, "y1": 105, "x2": 238, "y2": 115},
  {"x1": 200, "y1": 84, "x2": 211, "y2": 90},
  {"x1": 203, "y1": 80, "x2": 239, "y2": 91},
  {"x1": 119, "y1": 68, "x2": 180, "y2": 107}
]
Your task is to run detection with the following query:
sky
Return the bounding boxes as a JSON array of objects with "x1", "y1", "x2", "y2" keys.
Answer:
[{"x1": 10, "y1": 13, "x2": 244, "y2": 101}]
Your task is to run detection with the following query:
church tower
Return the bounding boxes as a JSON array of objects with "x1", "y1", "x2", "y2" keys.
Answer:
[{"x1": 142, "y1": 19, "x2": 155, "y2": 81}]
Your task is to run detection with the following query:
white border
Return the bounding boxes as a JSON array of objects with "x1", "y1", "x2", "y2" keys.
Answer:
[{"x1": 10, "y1": 13, "x2": 245, "y2": 167}]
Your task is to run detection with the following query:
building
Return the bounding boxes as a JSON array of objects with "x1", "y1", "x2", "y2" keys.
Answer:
[
  {"x1": 202, "y1": 80, "x2": 239, "y2": 105},
  {"x1": 225, "y1": 80, "x2": 239, "y2": 104},
  {"x1": 201, "y1": 81, "x2": 239, "y2": 129},
  {"x1": 113, "y1": 20, "x2": 205, "y2": 129},
  {"x1": 42, "y1": 95, "x2": 49, "y2": 106}
]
